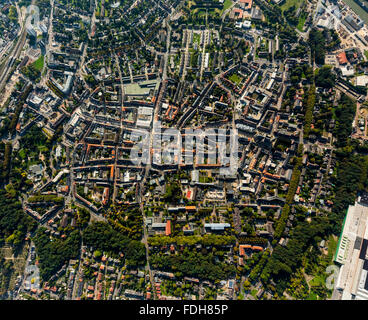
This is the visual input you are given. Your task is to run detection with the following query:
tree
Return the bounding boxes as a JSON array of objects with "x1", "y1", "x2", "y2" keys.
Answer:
[
  {"x1": 82, "y1": 222, "x2": 147, "y2": 266},
  {"x1": 0, "y1": 189, "x2": 36, "y2": 249},
  {"x1": 34, "y1": 229, "x2": 81, "y2": 281},
  {"x1": 309, "y1": 28, "x2": 325, "y2": 65},
  {"x1": 315, "y1": 66, "x2": 336, "y2": 89},
  {"x1": 94, "y1": 250, "x2": 102, "y2": 259},
  {"x1": 163, "y1": 182, "x2": 182, "y2": 203},
  {"x1": 243, "y1": 279, "x2": 251, "y2": 291}
]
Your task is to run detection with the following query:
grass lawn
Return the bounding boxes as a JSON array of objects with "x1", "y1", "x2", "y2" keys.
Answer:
[
  {"x1": 193, "y1": 33, "x2": 201, "y2": 46},
  {"x1": 307, "y1": 291, "x2": 319, "y2": 300},
  {"x1": 308, "y1": 275, "x2": 324, "y2": 287},
  {"x1": 223, "y1": 0, "x2": 233, "y2": 11},
  {"x1": 297, "y1": 14, "x2": 307, "y2": 31},
  {"x1": 32, "y1": 55, "x2": 44, "y2": 72},
  {"x1": 192, "y1": 7, "x2": 204, "y2": 15},
  {"x1": 250, "y1": 289, "x2": 257, "y2": 298},
  {"x1": 281, "y1": 0, "x2": 303, "y2": 12},
  {"x1": 216, "y1": 0, "x2": 232, "y2": 16},
  {"x1": 327, "y1": 235, "x2": 338, "y2": 262},
  {"x1": 229, "y1": 73, "x2": 242, "y2": 85}
]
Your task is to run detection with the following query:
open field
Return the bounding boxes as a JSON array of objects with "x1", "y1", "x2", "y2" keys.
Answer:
[
  {"x1": 281, "y1": 0, "x2": 303, "y2": 12},
  {"x1": 32, "y1": 55, "x2": 44, "y2": 72}
]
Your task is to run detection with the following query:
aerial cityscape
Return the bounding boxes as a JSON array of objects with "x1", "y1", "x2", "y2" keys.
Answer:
[{"x1": 0, "y1": 0, "x2": 368, "y2": 302}]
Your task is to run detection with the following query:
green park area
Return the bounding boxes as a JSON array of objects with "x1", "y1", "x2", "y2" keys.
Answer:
[
  {"x1": 297, "y1": 13, "x2": 307, "y2": 31},
  {"x1": 281, "y1": 0, "x2": 303, "y2": 11},
  {"x1": 229, "y1": 73, "x2": 242, "y2": 85},
  {"x1": 32, "y1": 55, "x2": 44, "y2": 72},
  {"x1": 223, "y1": 0, "x2": 233, "y2": 12}
]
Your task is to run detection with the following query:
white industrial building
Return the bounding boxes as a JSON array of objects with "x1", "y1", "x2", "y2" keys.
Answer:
[{"x1": 334, "y1": 196, "x2": 368, "y2": 300}]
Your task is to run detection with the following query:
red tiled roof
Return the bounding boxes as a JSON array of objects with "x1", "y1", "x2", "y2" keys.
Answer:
[
  {"x1": 239, "y1": 244, "x2": 252, "y2": 256},
  {"x1": 240, "y1": 0, "x2": 253, "y2": 10},
  {"x1": 185, "y1": 206, "x2": 196, "y2": 211},
  {"x1": 165, "y1": 220, "x2": 171, "y2": 236},
  {"x1": 186, "y1": 190, "x2": 192, "y2": 200},
  {"x1": 337, "y1": 52, "x2": 348, "y2": 65}
]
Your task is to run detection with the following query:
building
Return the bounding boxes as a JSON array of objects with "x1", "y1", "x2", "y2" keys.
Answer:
[
  {"x1": 28, "y1": 94, "x2": 43, "y2": 109},
  {"x1": 165, "y1": 219, "x2": 172, "y2": 236},
  {"x1": 337, "y1": 52, "x2": 348, "y2": 65},
  {"x1": 28, "y1": 164, "x2": 43, "y2": 179},
  {"x1": 251, "y1": 7, "x2": 262, "y2": 20},
  {"x1": 356, "y1": 75, "x2": 368, "y2": 87},
  {"x1": 136, "y1": 106, "x2": 153, "y2": 128},
  {"x1": 230, "y1": 8, "x2": 244, "y2": 20},
  {"x1": 239, "y1": 0, "x2": 253, "y2": 11},
  {"x1": 334, "y1": 197, "x2": 368, "y2": 300},
  {"x1": 124, "y1": 80, "x2": 159, "y2": 98},
  {"x1": 204, "y1": 223, "x2": 231, "y2": 232}
]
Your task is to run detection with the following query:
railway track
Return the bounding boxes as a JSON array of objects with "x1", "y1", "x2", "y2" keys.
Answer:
[{"x1": 0, "y1": 2, "x2": 34, "y2": 93}]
